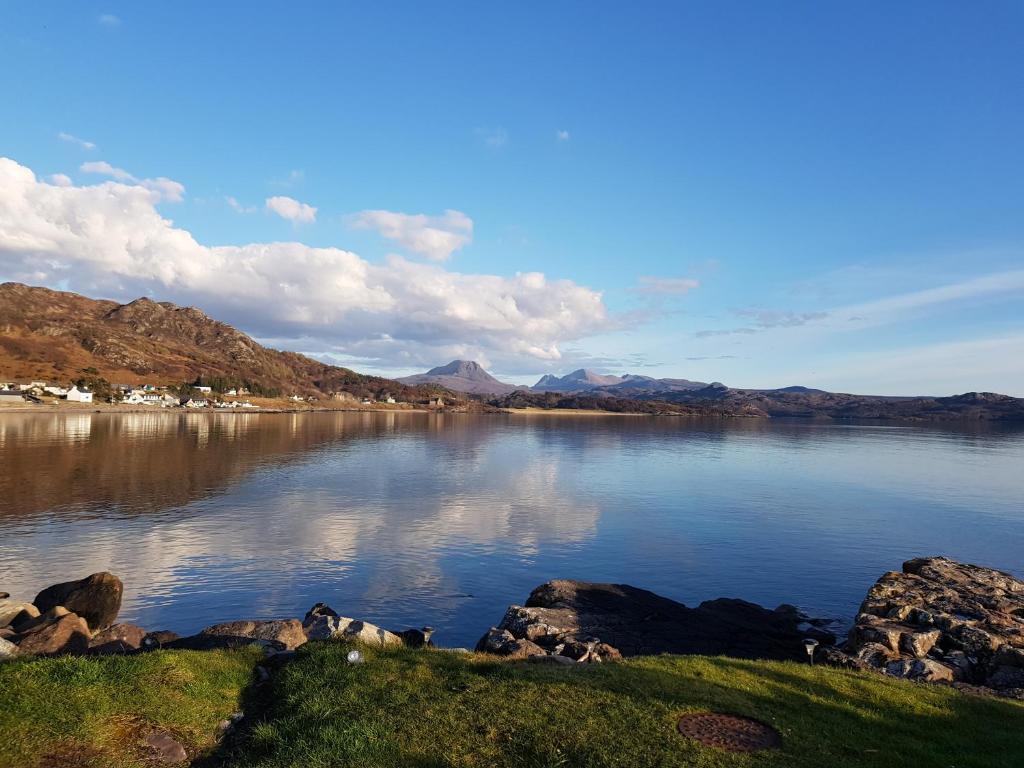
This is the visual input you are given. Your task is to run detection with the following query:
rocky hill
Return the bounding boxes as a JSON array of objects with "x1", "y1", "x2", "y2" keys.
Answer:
[
  {"x1": 0, "y1": 282, "x2": 453, "y2": 401},
  {"x1": 397, "y1": 360, "x2": 521, "y2": 395}
]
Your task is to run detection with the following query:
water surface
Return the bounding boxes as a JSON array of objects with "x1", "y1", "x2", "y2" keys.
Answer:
[{"x1": 1, "y1": 411, "x2": 1022, "y2": 646}]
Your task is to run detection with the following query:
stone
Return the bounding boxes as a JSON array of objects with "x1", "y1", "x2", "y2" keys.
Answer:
[
  {"x1": 302, "y1": 602, "x2": 339, "y2": 624},
  {"x1": 527, "y1": 653, "x2": 576, "y2": 666},
  {"x1": 14, "y1": 606, "x2": 69, "y2": 634},
  {"x1": 344, "y1": 620, "x2": 403, "y2": 647},
  {"x1": 901, "y1": 629, "x2": 941, "y2": 658},
  {"x1": 199, "y1": 619, "x2": 307, "y2": 651},
  {"x1": 475, "y1": 627, "x2": 547, "y2": 659},
  {"x1": 141, "y1": 630, "x2": 180, "y2": 649},
  {"x1": 304, "y1": 615, "x2": 351, "y2": 640},
  {"x1": 841, "y1": 557, "x2": 1024, "y2": 695},
  {"x1": 987, "y1": 665, "x2": 1024, "y2": 689},
  {"x1": 89, "y1": 623, "x2": 147, "y2": 654},
  {"x1": 395, "y1": 627, "x2": 435, "y2": 649},
  {"x1": 0, "y1": 637, "x2": 18, "y2": 659},
  {"x1": 0, "y1": 599, "x2": 37, "y2": 628},
  {"x1": 34, "y1": 572, "x2": 123, "y2": 631},
  {"x1": 14, "y1": 612, "x2": 91, "y2": 656},
  {"x1": 164, "y1": 634, "x2": 286, "y2": 652},
  {"x1": 0, "y1": 627, "x2": 14, "y2": 641},
  {"x1": 145, "y1": 731, "x2": 187, "y2": 764},
  {"x1": 8, "y1": 605, "x2": 41, "y2": 632}
]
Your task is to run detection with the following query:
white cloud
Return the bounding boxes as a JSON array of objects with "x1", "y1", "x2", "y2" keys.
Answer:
[
  {"x1": 79, "y1": 160, "x2": 185, "y2": 202},
  {"x1": 98, "y1": 14, "x2": 121, "y2": 26},
  {"x1": 557, "y1": 130, "x2": 570, "y2": 141},
  {"x1": 57, "y1": 132, "x2": 96, "y2": 151},
  {"x1": 265, "y1": 195, "x2": 317, "y2": 224},
  {"x1": 635, "y1": 276, "x2": 699, "y2": 295},
  {"x1": 348, "y1": 209, "x2": 473, "y2": 262},
  {"x1": 0, "y1": 157, "x2": 609, "y2": 369},
  {"x1": 49, "y1": 173, "x2": 73, "y2": 187},
  {"x1": 226, "y1": 196, "x2": 256, "y2": 214}
]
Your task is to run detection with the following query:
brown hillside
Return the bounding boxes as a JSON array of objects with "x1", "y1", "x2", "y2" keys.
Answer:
[{"x1": 0, "y1": 282, "x2": 451, "y2": 401}]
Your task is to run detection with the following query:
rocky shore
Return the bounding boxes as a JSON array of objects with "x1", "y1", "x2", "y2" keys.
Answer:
[{"x1": 3, "y1": 556, "x2": 1022, "y2": 702}]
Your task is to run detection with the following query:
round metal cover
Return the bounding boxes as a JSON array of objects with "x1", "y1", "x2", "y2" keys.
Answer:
[{"x1": 676, "y1": 712, "x2": 782, "y2": 753}]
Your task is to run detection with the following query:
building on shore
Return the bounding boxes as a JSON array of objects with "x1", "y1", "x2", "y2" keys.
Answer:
[
  {"x1": 66, "y1": 386, "x2": 93, "y2": 403},
  {"x1": 0, "y1": 389, "x2": 25, "y2": 403}
]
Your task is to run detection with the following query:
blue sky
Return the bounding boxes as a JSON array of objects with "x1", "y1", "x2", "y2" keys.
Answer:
[{"x1": 1, "y1": 3, "x2": 1023, "y2": 394}]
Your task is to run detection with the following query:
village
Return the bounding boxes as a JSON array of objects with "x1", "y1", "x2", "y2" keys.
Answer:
[{"x1": 0, "y1": 380, "x2": 446, "y2": 411}]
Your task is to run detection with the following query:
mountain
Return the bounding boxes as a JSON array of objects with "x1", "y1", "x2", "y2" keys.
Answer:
[
  {"x1": 0, "y1": 282, "x2": 453, "y2": 401},
  {"x1": 531, "y1": 369, "x2": 625, "y2": 392},
  {"x1": 397, "y1": 360, "x2": 522, "y2": 395}
]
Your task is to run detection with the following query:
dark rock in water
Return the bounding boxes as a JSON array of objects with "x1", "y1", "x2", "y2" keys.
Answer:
[
  {"x1": 303, "y1": 602, "x2": 339, "y2": 624},
  {"x1": 13, "y1": 611, "x2": 91, "y2": 656},
  {"x1": 484, "y1": 580, "x2": 833, "y2": 661},
  {"x1": 141, "y1": 630, "x2": 180, "y2": 650},
  {"x1": 34, "y1": 572, "x2": 123, "y2": 631},
  {"x1": 396, "y1": 627, "x2": 435, "y2": 649},
  {"x1": 198, "y1": 619, "x2": 306, "y2": 650},
  {"x1": 838, "y1": 557, "x2": 1024, "y2": 697},
  {"x1": 145, "y1": 730, "x2": 187, "y2": 764},
  {"x1": 89, "y1": 623, "x2": 147, "y2": 654}
]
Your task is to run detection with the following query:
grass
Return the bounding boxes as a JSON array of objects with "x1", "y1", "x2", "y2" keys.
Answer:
[
  {"x1": 2, "y1": 644, "x2": 1023, "y2": 768},
  {"x1": 0, "y1": 647, "x2": 261, "y2": 768},
  {"x1": 228, "y1": 643, "x2": 1024, "y2": 768}
]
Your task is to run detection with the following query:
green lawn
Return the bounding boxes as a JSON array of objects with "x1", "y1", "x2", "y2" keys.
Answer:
[
  {"x1": 0, "y1": 647, "x2": 260, "y2": 768},
  {"x1": 2, "y1": 643, "x2": 1023, "y2": 768}
]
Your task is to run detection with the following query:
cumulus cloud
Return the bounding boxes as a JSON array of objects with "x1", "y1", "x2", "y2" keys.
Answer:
[
  {"x1": 49, "y1": 173, "x2": 73, "y2": 187},
  {"x1": 57, "y1": 132, "x2": 96, "y2": 151},
  {"x1": 635, "y1": 276, "x2": 700, "y2": 295},
  {"x1": 0, "y1": 157, "x2": 609, "y2": 369},
  {"x1": 80, "y1": 160, "x2": 185, "y2": 202},
  {"x1": 348, "y1": 209, "x2": 473, "y2": 262},
  {"x1": 265, "y1": 195, "x2": 317, "y2": 223}
]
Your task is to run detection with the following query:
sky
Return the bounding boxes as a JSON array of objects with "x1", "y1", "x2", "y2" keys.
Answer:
[{"x1": 1, "y1": 3, "x2": 1022, "y2": 396}]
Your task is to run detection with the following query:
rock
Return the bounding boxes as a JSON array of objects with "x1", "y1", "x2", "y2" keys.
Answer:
[
  {"x1": 395, "y1": 627, "x2": 435, "y2": 649},
  {"x1": 302, "y1": 615, "x2": 402, "y2": 646},
  {"x1": 303, "y1": 602, "x2": 339, "y2": 624},
  {"x1": 485, "y1": 580, "x2": 832, "y2": 661},
  {"x1": 14, "y1": 606, "x2": 70, "y2": 634},
  {"x1": 841, "y1": 557, "x2": 1024, "y2": 694},
  {"x1": 89, "y1": 623, "x2": 147, "y2": 654},
  {"x1": 34, "y1": 572, "x2": 123, "y2": 631},
  {"x1": 199, "y1": 619, "x2": 306, "y2": 651},
  {"x1": 14, "y1": 612, "x2": 91, "y2": 656},
  {"x1": 527, "y1": 653, "x2": 576, "y2": 666},
  {"x1": 0, "y1": 637, "x2": 18, "y2": 659},
  {"x1": 8, "y1": 605, "x2": 41, "y2": 632},
  {"x1": 0, "y1": 627, "x2": 14, "y2": 641},
  {"x1": 145, "y1": 731, "x2": 187, "y2": 764},
  {"x1": 0, "y1": 599, "x2": 37, "y2": 628},
  {"x1": 164, "y1": 634, "x2": 286, "y2": 652},
  {"x1": 141, "y1": 630, "x2": 180, "y2": 649}
]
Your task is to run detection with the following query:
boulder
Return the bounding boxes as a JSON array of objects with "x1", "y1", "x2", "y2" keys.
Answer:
[
  {"x1": 303, "y1": 602, "x2": 339, "y2": 624},
  {"x1": 302, "y1": 614, "x2": 402, "y2": 647},
  {"x1": 34, "y1": 572, "x2": 123, "y2": 631},
  {"x1": 475, "y1": 628, "x2": 547, "y2": 659},
  {"x1": 0, "y1": 637, "x2": 18, "y2": 659},
  {"x1": 164, "y1": 634, "x2": 286, "y2": 652},
  {"x1": 0, "y1": 599, "x2": 37, "y2": 628},
  {"x1": 89, "y1": 623, "x2": 147, "y2": 654},
  {"x1": 838, "y1": 557, "x2": 1024, "y2": 693},
  {"x1": 8, "y1": 605, "x2": 41, "y2": 632},
  {"x1": 141, "y1": 630, "x2": 180, "y2": 650},
  {"x1": 395, "y1": 627, "x2": 435, "y2": 649},
  {"x1": 14, "y1": 612, "x2": 91, "y2": 656},
  {"x1": 14, "y1": 606, "x2": 70, "y2": 634},
  {"x1": 483, "y1": 580, "x2": 833, "y2": 662},
  {"x1": 198, "y1": 619, "x2": 306, "y2": 651},
  {"x1": 145, "y1": 731, "x2": 187, "y2": 764}
]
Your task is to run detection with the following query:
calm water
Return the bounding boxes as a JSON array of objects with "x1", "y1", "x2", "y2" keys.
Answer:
[{"x1": 1, "y1": 411, "x2": 1022, "y2": 647}]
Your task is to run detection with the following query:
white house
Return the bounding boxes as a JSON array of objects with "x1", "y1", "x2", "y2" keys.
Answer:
[
  {"x1": 0, "y1": 389, "x2": 25, "y2": 403},
  {"x1": 122, "y1": 390, "x2": 147, "y2": 405},
  {"x1": 195, "y1": 386, "x2": 212, "y2": 394},
  {"x1": 224, "y1": 388, "x2": 237, "y2": 396},
  {"x1": 66, "y1": 386, "x2": 93, "y2": 403},
  {"x1": 44, "y1": 385, "x2": 68, "y2": 397},
  {"x1": 181, "y1": 398, "x2": 208, "y2": 408}
]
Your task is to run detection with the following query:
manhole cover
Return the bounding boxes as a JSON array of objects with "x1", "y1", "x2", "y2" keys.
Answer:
[{"x1": 676, "y1": 712, "x2": 782, "y2": 753}]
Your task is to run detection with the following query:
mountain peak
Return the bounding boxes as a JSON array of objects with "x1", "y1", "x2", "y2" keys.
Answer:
[
  {"x1": 398, "y1": 360, "x2": 520, "y2": 395},
  {"x1": 426, "y1": 360, "x2": 487, "y2": 378}
]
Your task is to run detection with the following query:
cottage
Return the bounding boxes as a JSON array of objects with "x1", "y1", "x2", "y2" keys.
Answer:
[
  {"x1": 428, "y1": 397, "x2": 445, "y2": 407},
  {"x1": 195, "y1": 386, "x2": 212, "y2": 394},
  {"x1": 224, "y1": 388, "x2": 237, "y2": 396},
  {"x1": 66, "y1": 386, "x2": 93, "y2": 403},
  {"x1": 181, "y1": 398, "x2": 209, "y2": 408},
  {"x1": 122, "y1": 390, "x2": 147, "y2": 405},
  {"x1": 43, "y1": 385, "x2": 68, "y2": 397},
  {"x1": 382, "y1": 395, "x2": 397, "y2": 404}
]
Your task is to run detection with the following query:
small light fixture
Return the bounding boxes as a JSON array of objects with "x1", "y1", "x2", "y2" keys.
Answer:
[
  {"x1": 803, "y1": 638, "x2": 819, "y2": 665},
  {"x1": 346, "y1": 649, "x2": 364, "y2": 664}
]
